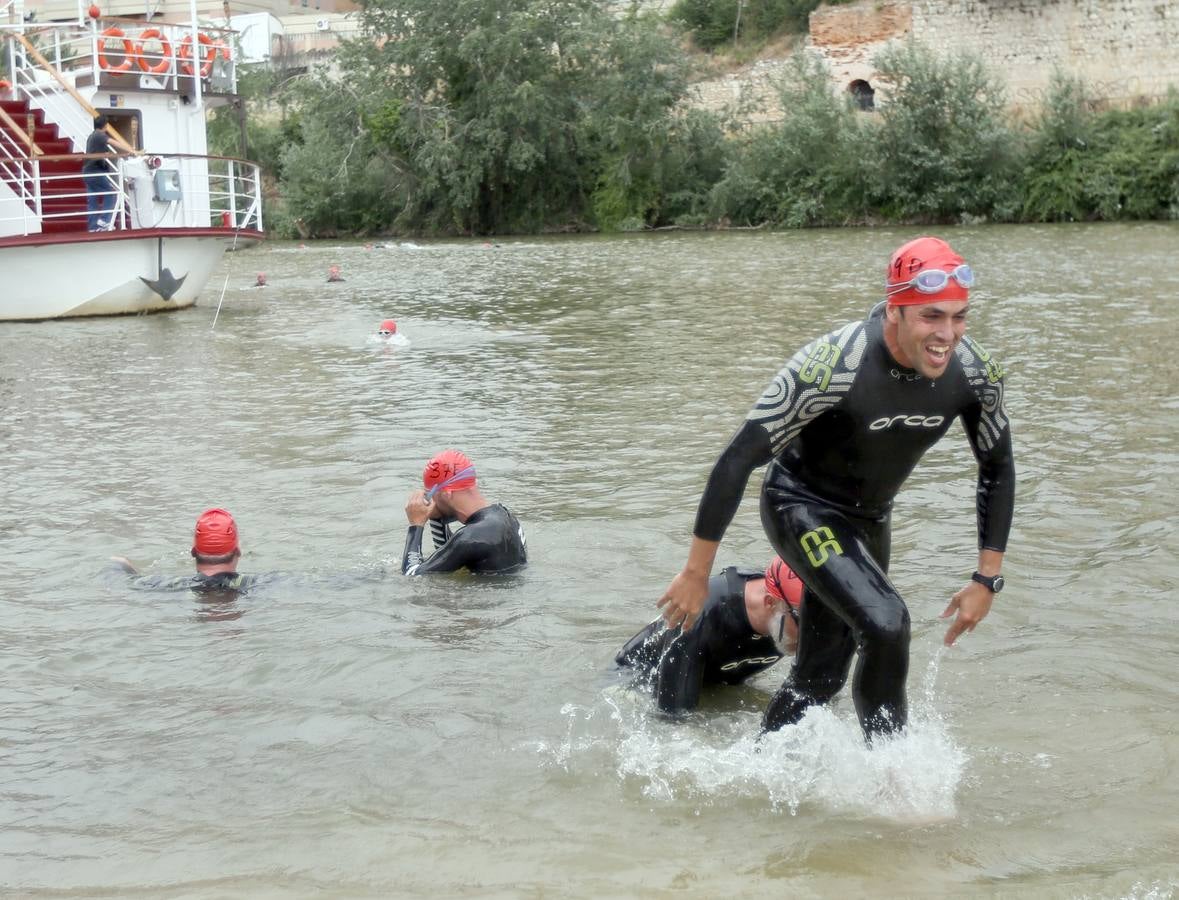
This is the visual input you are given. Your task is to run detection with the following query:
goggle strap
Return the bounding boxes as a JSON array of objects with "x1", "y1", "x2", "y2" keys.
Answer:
[{"x1": 425, "y1": 465, "x2": 476, "y2": 501}]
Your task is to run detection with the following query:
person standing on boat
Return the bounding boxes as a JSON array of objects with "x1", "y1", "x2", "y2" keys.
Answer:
[
  {"x1": 111, "y1": 508, "x2": 268, "y2": 593},
  {"x1": 656, "y1": 236, "x2": 1015, "y2": 742},
  {"x1": 83, "y1": 115, "x2": 117, "y2": 232},
  {"x1": 402, "y1": 449, "x2": 528, "y2": 575},
  {"x1": 617, "y1": 556, "x2": 803, "y2": 714}
]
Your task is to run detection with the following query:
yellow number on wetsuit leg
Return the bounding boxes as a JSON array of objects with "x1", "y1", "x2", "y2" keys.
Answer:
[{"x1": 801, "y1": 526, "x2": 844, "y2": 568}]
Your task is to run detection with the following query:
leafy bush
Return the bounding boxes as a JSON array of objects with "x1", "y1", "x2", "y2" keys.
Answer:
[
  {"x1": 709, "y1": 51, "x2": 865, "y2": 226},
  {"x1": 1022, "y1": 76, "x2": 1179, "y2": 221},
  {"x1": 864, "y1": 42, "x2": 1021, "y2": 223}
]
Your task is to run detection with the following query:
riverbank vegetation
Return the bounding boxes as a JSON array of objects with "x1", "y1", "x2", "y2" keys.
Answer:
[{"x1": 212, "y1": 0, "x2": 1179, "y2": 237}]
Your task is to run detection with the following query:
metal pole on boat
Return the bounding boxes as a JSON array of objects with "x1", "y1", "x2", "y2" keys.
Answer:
[{"x1": 189, "y1": 0, "x2": 203, "y2": 112}]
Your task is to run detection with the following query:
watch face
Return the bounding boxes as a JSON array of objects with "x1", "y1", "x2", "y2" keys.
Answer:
[{"x1": 992, "y1": 575, "x2": 1005, "y2": 593}]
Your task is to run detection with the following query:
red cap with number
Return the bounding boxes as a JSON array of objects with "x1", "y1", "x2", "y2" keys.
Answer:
[
  {"x1": 764, "y1": 556, "x2": 803, "y2": 608},
  {"x1": 422, "y1": 449, "x2": 477, "y2": 494}
]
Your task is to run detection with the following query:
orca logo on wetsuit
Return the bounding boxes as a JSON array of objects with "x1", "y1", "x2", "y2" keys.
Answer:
[
  {"x1": 889, "y1": 368, "x2": 922, "y2": 382},
  {"x1": 719, "y1": 656, "x2": 781, "y2": 671},
  {"x1": 868, "y1": 414, "x2": 946, "y2": 431}
]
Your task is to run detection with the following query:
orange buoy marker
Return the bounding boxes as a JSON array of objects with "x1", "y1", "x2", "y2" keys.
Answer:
[
  {"x1": 327, "y1": 265, "x2": 345, "y2": 283},
  {"x1": 88, "y1": 4, "x2": 101, "y2": 18}
]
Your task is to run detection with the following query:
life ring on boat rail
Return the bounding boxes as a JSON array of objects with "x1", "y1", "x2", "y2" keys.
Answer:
[
  {"x1": 177, "y1": 32, "x2": 217, "y2": 77},
  {"x1": 97, "y1": 26, "x2": 135, "y2": 74},
  {"x1": 134, "y1": 28, "x2": 173, "y2": 74}
]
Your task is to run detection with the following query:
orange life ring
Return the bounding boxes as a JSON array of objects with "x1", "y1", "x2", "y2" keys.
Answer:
[
  {"x1": 134, "y1": 28, "x2": 173, "y2": 74},
  {"x1": 177, "y1": 32, "x2": 216, "y2": 77},
  {"x1": 97, "y1": 26, "x2": 134, "y2": 74}
]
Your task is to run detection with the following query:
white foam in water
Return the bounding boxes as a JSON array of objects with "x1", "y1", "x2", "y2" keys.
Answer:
[
  {"x1": 366, "y1": 333, "x2": 411, "y2": 347},
  {"x1": 539, "y1": 652, "x2": 966, "y2": 823}
]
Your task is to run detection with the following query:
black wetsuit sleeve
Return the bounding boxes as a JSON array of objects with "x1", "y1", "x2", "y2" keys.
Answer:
[
  {"x1": 402, "y1": 526, "x2": 427, "y2": 574},
  {"x1": 958, "y1": 337, "x2": 1016, "y2": 552},
  {"x1": 965, "y1": 414, "x2": 1015, "y2": 551},
  {"x1": 654, "y1": 628, "x2": 706, "y2": 714},
  {"x1": 403, "y1": 524, "x2": 479, "y2": 575},
  {"x1": 615, "y1": 618, "x2": 666, "y2": 670},
  {"x1": 692, "y1": 420, "x2": 775, "y2": 542}
]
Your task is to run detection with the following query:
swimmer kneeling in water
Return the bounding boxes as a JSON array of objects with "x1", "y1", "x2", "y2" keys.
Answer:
[
  {"x1": 617, "y1": 556, "x2": 802, "y2": 714},
  {"x1": 402, "y1": 449, "x2": 527, "y2": 575}
]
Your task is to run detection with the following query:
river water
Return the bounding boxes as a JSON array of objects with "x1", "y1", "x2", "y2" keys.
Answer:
[{"x1": 2, "y1": 224, "x2": 1176, "y2": 898}]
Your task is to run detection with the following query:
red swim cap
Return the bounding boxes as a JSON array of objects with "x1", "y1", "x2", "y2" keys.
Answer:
[
  {"x1": 765, "y1": 556, "x2": 803, "y2": 608},
  {"x1": 193, "y1": 508, "x2": 239, "y2": 557},
  {"x1": 378, "y1": 319, "x2": 397, "y2": 334},
  {"x1": 423, "y1": 449, "x2": 477, "y2": 494},
  {"x1": 886, "y1": 236, "x2": 968, "y2": 306}
]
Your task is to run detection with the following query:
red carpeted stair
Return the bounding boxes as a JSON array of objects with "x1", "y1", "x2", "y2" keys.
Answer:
[{"x1": 0, "y1": 98, "x2": 90, "y2": 233}]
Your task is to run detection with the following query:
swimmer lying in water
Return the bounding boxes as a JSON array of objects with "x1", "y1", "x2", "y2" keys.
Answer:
[
  {"x1": 616, "y1": 557, "x2": 802, "y2": 714},
  {"x1": 110, "y1": 507, "x2": 269, "y2": 594}
]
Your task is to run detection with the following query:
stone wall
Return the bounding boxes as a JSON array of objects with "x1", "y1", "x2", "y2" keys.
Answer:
[{"x1": 691, "y1": 0, "x2": 1179, "y2": 120}]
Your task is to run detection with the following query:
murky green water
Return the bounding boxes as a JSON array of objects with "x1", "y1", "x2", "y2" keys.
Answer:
[{"x1": 2, "y1": 223, "x2": 1177, "y2": 897}]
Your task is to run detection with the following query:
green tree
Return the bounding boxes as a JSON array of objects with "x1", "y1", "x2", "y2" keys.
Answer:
[
  {"x1": 669, "y1": 0, "x2": 822, "y2": 50},
  {"x1": 278, "y1": 74, "x2": 409, "y2": 236},
  {"x1": 340, "y1": 0, "x2": 713, "y2": 234}
]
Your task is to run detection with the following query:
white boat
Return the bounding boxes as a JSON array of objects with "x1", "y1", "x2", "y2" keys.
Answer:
[{"x1": 0, "y1": 2, "x2": 263, "y2": 320}]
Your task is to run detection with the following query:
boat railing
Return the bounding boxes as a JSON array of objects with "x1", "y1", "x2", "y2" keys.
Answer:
[
  {"x1": 3, "y1": 19, "x2": 237, "y2": 145},
  {"x1": 0, "y1": 150, "x2": 263, "y2": 237}
]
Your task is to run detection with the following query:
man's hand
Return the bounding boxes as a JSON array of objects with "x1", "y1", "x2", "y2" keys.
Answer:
[
  {"x1": 940, "y1": 580, "x2": 995, "y2": 646},
  {"x1": 404, "y1": 489, "x2": 436, "y2": 527},
  {"x1": 110, "y1": 555, "x2": 137, "y2": 574},
  {"x1": 657, "y1": 568, "x2": 710, "y2": 632}
]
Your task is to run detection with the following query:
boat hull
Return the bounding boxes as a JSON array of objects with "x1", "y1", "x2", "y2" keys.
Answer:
[{"x1": 0, "y1": 227, "x2": 262, "y2": 321}]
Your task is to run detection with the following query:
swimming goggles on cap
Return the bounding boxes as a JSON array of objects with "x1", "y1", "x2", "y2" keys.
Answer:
[
  {"x1": 425, "y1": 465, "x2": 476, "y2": 501},
  {"x1": 886, "y1": 263, "x2": 974, "y2": 295}
]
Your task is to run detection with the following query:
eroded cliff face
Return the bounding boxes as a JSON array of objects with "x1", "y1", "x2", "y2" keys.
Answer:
[{"x1": 686, "y1": 0, "x2": 1179, "y2": 121}]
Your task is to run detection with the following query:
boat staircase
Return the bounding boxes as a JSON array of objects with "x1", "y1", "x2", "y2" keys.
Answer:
[
  {"x1": 1, "y1": 18, "x2": 264, "y2": 242},
  {"x1": 0, "y1": 96, "x2": 91, "y2": 233}
]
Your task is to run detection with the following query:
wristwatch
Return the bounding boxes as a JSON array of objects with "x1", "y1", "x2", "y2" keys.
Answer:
[{"x1": 971, "y1": 571, "x2": 1005, "y2": 593}]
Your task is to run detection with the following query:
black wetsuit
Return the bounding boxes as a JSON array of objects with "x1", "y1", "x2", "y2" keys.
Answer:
[
  {"x1": 694, "y1": 303, "x2": 1015, "y2": 737},
  {"x1": 402, "y1": 504, "x2": 527, "y2": 575},
  {"x1": 125, "y1": 572, "x2": 264, "y2": 591},
  {"x1": 616, "y1": 567, "x2": 784, "y2": 714},
  {"x1": 109, "y1": 557, "x2": 268, "y2": 593}
]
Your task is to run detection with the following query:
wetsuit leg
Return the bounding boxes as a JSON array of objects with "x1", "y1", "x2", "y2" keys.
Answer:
[
  {"x1": 760, "y1": 490, "x2": 909, "y2": 739},
  {"x1": 762, "y1": 580, "x2": 857, "y2": 731}
]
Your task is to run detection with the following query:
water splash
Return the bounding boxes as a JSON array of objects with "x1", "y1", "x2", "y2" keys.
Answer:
[{"x1": 540, "y1": 653, "x2": 967, "y2": 823}]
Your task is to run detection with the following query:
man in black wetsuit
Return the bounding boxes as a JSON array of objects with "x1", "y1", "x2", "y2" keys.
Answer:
[
  {"x1": 111, "y1": 507, "x2": 265, "y2": 593},
  {"x1": 617, "y1": 556, "x2": 803, "y2": 714},
  {"x1": 402, "y1": 449, "x2": 527, "y2": 575},
  {"x1": 657, "y1": 236, "x2": 1015, "y2": 740}
]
